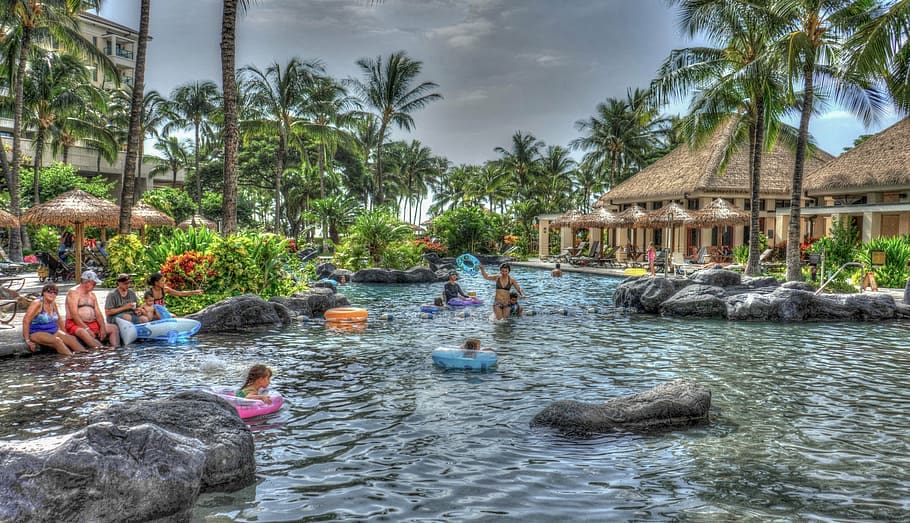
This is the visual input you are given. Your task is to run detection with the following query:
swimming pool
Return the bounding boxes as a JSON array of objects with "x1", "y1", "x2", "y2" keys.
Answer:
[{"x1": 1, "y1": 266, "x2": 909, "y2": 520}]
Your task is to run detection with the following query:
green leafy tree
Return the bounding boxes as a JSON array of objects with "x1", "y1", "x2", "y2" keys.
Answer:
[
  {"x1": 166, "y1": 80, "x2": 220, "y2": 214},
  {"x1": 347, "y1": 208, "x2": 412, "y2": 265},
  {"x1": 140, "y1": 187, "x2": 195, "y2": 224},
  {"x1": 20, "y1": 163, "x2": 114, "y2": 204}
]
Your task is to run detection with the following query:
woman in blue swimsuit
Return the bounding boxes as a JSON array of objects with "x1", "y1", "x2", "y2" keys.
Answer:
[
  {"x1": 479, "y1": 263, "x2": 527, "y2": 320},
  {"x1": 22, "y1": 284, "x2": 87, "y2": 356}
]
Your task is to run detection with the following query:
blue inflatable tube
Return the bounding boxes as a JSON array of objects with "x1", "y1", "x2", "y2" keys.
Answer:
[
  {"x1": 431, "y1": 348, "x2": 498, "y2": 371},
  {"x1": 456, "y1": 253, "x2": 481, "y2": 275}
]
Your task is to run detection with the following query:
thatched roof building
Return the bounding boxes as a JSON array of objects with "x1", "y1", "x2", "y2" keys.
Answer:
[
  {"x1": 595, "y1": 131, "x2": 834, "y2": 206},
  {"x1": 804, "y1": 117, "x2": 910, "y2": 195}
]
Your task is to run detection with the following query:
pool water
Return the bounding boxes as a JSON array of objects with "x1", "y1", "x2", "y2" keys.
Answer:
[{"x1": 2, "y1": 266, "x2": 910, "y2": 521}]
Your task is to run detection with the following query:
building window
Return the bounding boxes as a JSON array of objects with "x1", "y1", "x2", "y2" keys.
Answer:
[
  {"x1": 833, "y1": 195, "x2": 867, "y2": 206},
  {"x1": 883, "y1": 192, "x2": 901, "y2": 203},
  {"x1": 775, "y1": 199, "x2": 790, "y2": 208}
]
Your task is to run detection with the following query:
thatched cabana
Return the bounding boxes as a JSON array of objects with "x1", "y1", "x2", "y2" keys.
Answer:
[
  {"x1": 0, "y1": 209, "x2": 19, "y2": 228},
  {"x1": 549, "y1": 209, "x2": 585, "y2": 229},
  {"x1": 133, "y1": 203, "x2": 175, "y2": 244},
  {"x1": 576, "y1": 208, "x2": 621, "y2": 229},
  {"x1": 177, "y1": 214, "x2": 217, "y2": 231},
  {"x1": 21, "y1": 190, "x2": 144, "y2": 277}
]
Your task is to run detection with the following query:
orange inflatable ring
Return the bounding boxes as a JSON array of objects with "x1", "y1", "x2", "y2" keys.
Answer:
[{"x1": 324, "y1": 307, "x2": 368, "y2": 322}]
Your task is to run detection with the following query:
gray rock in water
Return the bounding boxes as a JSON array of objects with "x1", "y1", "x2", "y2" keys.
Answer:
[
  {"x1": 353, "y1": 266, "x2": 439, "y2": 283},
  {"x1": 689, "y1": 268, "x2": 742, "y2": 287},
  {"x1": 614, "y1": 277, "x2": 687, "y2": 313},
  {"x1": 315, "y1": 262, "x2": 337, "y2": 280},
  {"x1": 271, "y1": 288, "x2": 350, "y2": 319},
  {"x1": 530, "y1": 380, "x2": 711, "y2": 434},
  {"x1": 188, "y1": 294, "x2": 290, "y2": 332},
  {"x1": 660, "y1": 284, "x2": 727, "y2": 318},
  {"x1": 0, "y1": 422, "x2": 206, "y2": 522},
  {"x1": 88, "y1": 390, "x2": 255, "y2": 492}
]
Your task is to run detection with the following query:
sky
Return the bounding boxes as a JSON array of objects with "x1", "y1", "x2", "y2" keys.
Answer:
[{"x1": 98, "y1": 0, "x2": 901, "y2": 167}]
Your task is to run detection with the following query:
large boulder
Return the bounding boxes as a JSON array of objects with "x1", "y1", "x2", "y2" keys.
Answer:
[
  {"x1": 530, "y1": 380, "x2": 711, "y2": 435},
  {"x1": 689, "y1": 268, "x2": 742, "y2": 287},
  {"x1": 660, "y1": 284, "x2": 727, "y2": 318},
  {"x1": 88, "y1": 390, "x2": 255, "y2": 492},
  {"x1": 352, "y1": 266, "x2": 439, "y2": 283},
  {"x1": 270, "y1": 288, "x2": 350, "y2": 319},
  {"x1": 614, "y1": 277, "x2": 688, "y2": 313},
  {"x1": 0, "y1": 422, "x2": 206, "y2": 522},
  {"x1": 188, "y1": 294, "x2": 291, "y2": 332},
  {"x1": 315, "y1": 262, "x2": 336, "y2": 280}
]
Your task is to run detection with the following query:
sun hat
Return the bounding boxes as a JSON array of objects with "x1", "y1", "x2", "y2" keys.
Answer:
[{"x1": 81, "y1": 270, "x2": 103, "y2": 284}]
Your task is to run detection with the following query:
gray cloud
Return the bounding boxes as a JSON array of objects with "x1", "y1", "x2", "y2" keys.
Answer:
[{"x1": 99, "y1": 0, "x2": 886, "y2": 166}]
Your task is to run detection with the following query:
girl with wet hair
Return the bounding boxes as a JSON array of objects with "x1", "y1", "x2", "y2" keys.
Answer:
[{"x1": 238, "y1": 364, "x2": 274, "y2": 404}]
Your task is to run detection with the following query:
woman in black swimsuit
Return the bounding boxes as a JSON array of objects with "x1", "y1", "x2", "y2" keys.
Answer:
[{"x1": 479, "y1": 263, "x2": 526, "y2": 320}]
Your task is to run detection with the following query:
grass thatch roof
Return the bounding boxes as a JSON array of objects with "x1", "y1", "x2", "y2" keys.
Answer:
[
  {"x1": 21, "y1": 189, "x2": 144, "y2": 227},
  {"x1": 804, "y1": 117, "x2": 910, "y2": 194},
  {"x1": 0, "y1": 208, "x2": 19, "y2": 228},
  {"x1": 692, "y1": 198, "x2": 750, "y2": 227},
  {"x1": 177, "y1": 214, "x2": 217, "y2": 231},
  {"x1": 133, "y1": 202, "x2": 175, "y2": 227},
  {"x1": 595, "y1": 130, "x2": 834, "y2": 206}
]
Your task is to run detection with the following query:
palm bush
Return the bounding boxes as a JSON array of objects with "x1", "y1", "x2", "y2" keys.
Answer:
[
  {"x1": 860, "y1": 237, "x2": 910, "y2": 288},
  {"x1": 346, "y1": 209, "x2": 413, "y2": 266}
]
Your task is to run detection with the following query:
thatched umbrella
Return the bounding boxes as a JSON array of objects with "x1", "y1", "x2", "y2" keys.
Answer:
[
  {"x1": 614, "y1": 204, "x2": 649, "y2": 254},
  {"x1": 549, "y1": 209, "x2": 585, "y2": 228},
  {"x1": 133, "y1": 202, "x2": 175, "y2": 244},
  {"x1": 576, "y1": 208, "x2": 622, "y2": 252},
  {"x1": 21, "y1": 189, "x2": 144, "y2": 278},
  {"x1": 693, "y1": 198, "x2": 750, "y2": 228},
  {"x1": 0, "y1": 208, "x2": 20, "y2": 228},
  {"x1": 177, "y1": 214, "x2": 217, "y2": 231},
  {"x1": 644, "y1": 202, "x2": 697, "y2": 275}
]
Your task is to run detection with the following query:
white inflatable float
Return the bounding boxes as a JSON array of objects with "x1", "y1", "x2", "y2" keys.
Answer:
[{"x1": 116, "y1": 316, "x2": 202, "y2": 345}]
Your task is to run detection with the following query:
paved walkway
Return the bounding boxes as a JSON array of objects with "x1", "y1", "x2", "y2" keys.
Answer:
[{"x1": 0, "y1": 272, "x2": 115, "y2": 358}]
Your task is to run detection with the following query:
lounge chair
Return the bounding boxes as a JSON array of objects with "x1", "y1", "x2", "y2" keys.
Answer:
[
  {"x1": 569, "y1": 241, "x2": 600, "y2": 266},
  {"x1": 596, "y1": 245, "x2": 621, "y2": 267}
]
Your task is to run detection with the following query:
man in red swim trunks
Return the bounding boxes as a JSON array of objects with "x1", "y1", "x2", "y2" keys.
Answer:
[{"x1": 65, "y1": 270, "x2": 119, "y2": 348}]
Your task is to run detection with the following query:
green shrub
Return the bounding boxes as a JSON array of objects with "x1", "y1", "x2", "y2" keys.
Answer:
[
  {"x1": 106, "y1": 234, "x2": 148, "y2": 285},
  {"x1": 207, "y1": 232, "x2": 303, "y2": 297},
  {"x1": 380, "y1": 241, "x2": 424, "y2": 270},
  {"x1": 810, "y1": 218, "x2": 859, "y2": 283},
  {"x1": 346, "y1": 209, "x2": 412, "y2": 266},
  {"x1": 431, "y1": 206, "x2": 500, "y2": 255},
  {"x1": 147, "y1": 226, "x2": 220, "y2": 273},
  {"x1": 29, "y1": 226, "x2": 59, "y2": 255},
  {"x1": 860, "y1": 236, "x2": 910, "y2": 288},
  {"x1": 333, "y1": 239, "x2": 369, "y2": 271}
]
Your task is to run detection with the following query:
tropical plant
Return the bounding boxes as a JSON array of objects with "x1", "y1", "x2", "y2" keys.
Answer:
[
  {"x1": 346, "y1": 208, "x2": 412, "y2": 265},
  {"x1": 20, "y1": 162, "x2": 114, "y2": 204},
  {"x1": 310, "y1": 194, "x2": 360, "y2": 245},
  {"x1": 146, "y1": 226, "x2": 220, "y2": 273},
  {"x1": 347, "y1": 51, "x2": 442, "y2": 205},
  {"x1": 141, "y1": 187, "x2": 195, "y2": 224},
  {"x1": 29, "y1": 225, "x2": 58, "y2": 255},
  {"x1": 809, "y1": 217, "x2": 859, "y2": 283},
  {"x1": 147, "y1": 136, "x2": 190, "y2": 187},
  {"x1": 860, "y1": 236, "x2": 910, "y2": 288},
  {"x1": 494, "y1": 131, "x2": 544, "y2": 200},
  {"x1": 431, "y1": 206, "x2": 501, "y2": 255},
  {"x1": 379, "y1": 240, "x2": 424, "y2": 270},
  {"x1": 105, "y1": 234, "x2": 149, "y2": 283}
]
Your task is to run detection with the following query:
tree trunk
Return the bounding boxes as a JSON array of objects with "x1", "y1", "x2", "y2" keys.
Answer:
[
  {"x1": 9, "y1": 27, "x2": 31, "y2": 262},
  {"x1": 33, "y1": 129, "x2": 45, "y2": 204},
  {"x1": 63, "y1": 145, "x2": 69, "y2": 164},
  {"x1": 0, "y1": 134, "x2": 10, "y2": 192},
  {"x1": 375, "y1": 120, "x2": 388, "y2": 206},
  {"x1": 119, "y1": 0, "x2": 150, "y2": 235},
  {"x1": 745, "y1": 98, "x2": 765, "y2": 276},
  {"x1": 319, "y1": 142, "x2": 326, "y2": 199},
  {"x1": 133, "y1": 140, "x2": 145, "y2": 202},
  {"x1": 220, "y1": 0, "x2": 240, "y2": 234},
  {"x1": 194, "y1": 122, "x2": 202, "y2": 215},
  {"x1": 787, "y1": 64, "x2": 815, "y2": 282},
  {"x1": 274, "y1": 133, "x2": 286, "y2": 233}
]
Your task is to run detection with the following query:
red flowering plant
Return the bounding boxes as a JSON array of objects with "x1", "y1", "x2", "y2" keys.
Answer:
[
  {"x1": 415, "y1": 236, "x2": 446, "y2": 256},
  {"x1": 160, "y1": 250, "x2": 216, "y2": 291}
]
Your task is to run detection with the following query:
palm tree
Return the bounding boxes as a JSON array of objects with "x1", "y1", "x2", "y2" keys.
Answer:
[
  {"x1": 166, "y1": 80, "x2": 220, "y2": 215},
  {"x1": 494, "y1": 131, "x2": 544, "y2": 199},
  {"x1": 535, "y1": 145, "x2": 576, "y2": 211},
  {"x1": 846, "y1": 0, "x2": 910, "y2": 112},
  {"x1": 148, "y1": 136, "x2": 190, "y2": 187},
  {"x1": 20, "y1": 51, "x2": 96, "y2": 204},
  {"x1": 295, "y1": 76, "x2": 359, "y2": 199},
  {"x1": 0, "y1": 0, "x2": 112, "y2": 260},
  {"x1": 571, "y1": 88, "x2": 665, "y2": 190},
  {"x1": 347, "y1": 51, "x2": 442, "y2": 206},
  {"x1": 772, "y1": 0, "x2": 884, "y2": 281},
  {"x1": 311, "y1": 194, "x2": 361, "y2": 245},
  {"x1": 572, "y1": 159, "x2": 607, "y2": 213},
  {"x1": 242, "y1": 58, "x2": 324, "y2": 233},
  {"x1": 382, "y1": 140, "x2": 438, "y2": 224},
  {"x1": 112, "y1": 89, "x2": 168, "y2": 200},
  {"x1": 654, "y1": 0, "x2": 787, "y2": 275}
]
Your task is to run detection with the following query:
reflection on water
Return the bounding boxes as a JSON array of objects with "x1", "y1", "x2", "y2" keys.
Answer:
[{"x1": 2, "y1": 267, "x2": 910, "y2": 521}]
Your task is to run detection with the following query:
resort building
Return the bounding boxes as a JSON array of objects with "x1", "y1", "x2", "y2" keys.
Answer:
[
  {"x1": 0, "y1": 12, "x2": 184, "y2": 200},
  {"x1": 802, "y1": 117, "x2": 910, "y2": 242},
  {"x1": 537, "y1": 129, "x2": 834, "y2": 260}
]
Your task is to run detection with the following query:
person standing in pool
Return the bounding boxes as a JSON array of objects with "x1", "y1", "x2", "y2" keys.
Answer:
[
  {"x1": 442, "y1": 272, "x2": 470, "y2": 304},
  {"x1": 479, "y1": 263, "x2": 527, "y2": 320}
]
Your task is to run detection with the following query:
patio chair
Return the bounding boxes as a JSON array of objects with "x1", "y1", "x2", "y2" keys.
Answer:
[
  {"x1": 569, "y1": 241, "x2": 600, "y2": 266},
  {"x1": 596, "y1": 245, "x2": 622, "y2": 267}
]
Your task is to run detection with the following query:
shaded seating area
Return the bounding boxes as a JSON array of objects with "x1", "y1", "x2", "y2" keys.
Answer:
[{"x1": 568, "y1": 241, "x2": 599, "y2": 266}]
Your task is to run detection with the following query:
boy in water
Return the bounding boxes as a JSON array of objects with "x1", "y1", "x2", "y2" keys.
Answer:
[{"x1": 508, "y1": 291, "x2": 522, "y2": 317}]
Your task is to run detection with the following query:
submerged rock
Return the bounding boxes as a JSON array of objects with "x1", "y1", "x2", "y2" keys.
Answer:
[{"x1": 530, "y1": 379, "x2": 711, "y2": 434}]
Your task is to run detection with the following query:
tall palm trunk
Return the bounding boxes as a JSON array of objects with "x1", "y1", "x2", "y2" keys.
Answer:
[
  {"x1": 745, "y1": 98, "x2": 765, "y2": 276},
  {"x1": 275, "y1": 133, "x2": 286, "y2": 233},
  {"x1": 119, "y1": 0, "x2": 150, "y2": 234},
  {"x1": 32, "y1": 129, "x2": 45, "y2": 204},
  {"x1": 221, "y1": 0, "x2": 240, "y2": 234},
  {"x1": 375, "y1": 120, "x2": 388, "y2": 206},
  {"x1": 62, "y1": 145, "x2": 69, "y2": 164},
  {"x1": 133, "y1": 140, "x2": 145, "y2": 202},
  {"x1": 786, "y1": 64, "x2": 814, "y2": 282},
  {"x1": 319, "y1": 142, "x2": 326, "y2": 199},
  {"x1": 194, "y1": 122, "x2": 202, "y2": 215},
  {"x1": 0, "y1": 134, "x2": 10, "y2": 187},
  {"x1": 9, "y1": 26, "x2": 31, "y2": 261}
]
